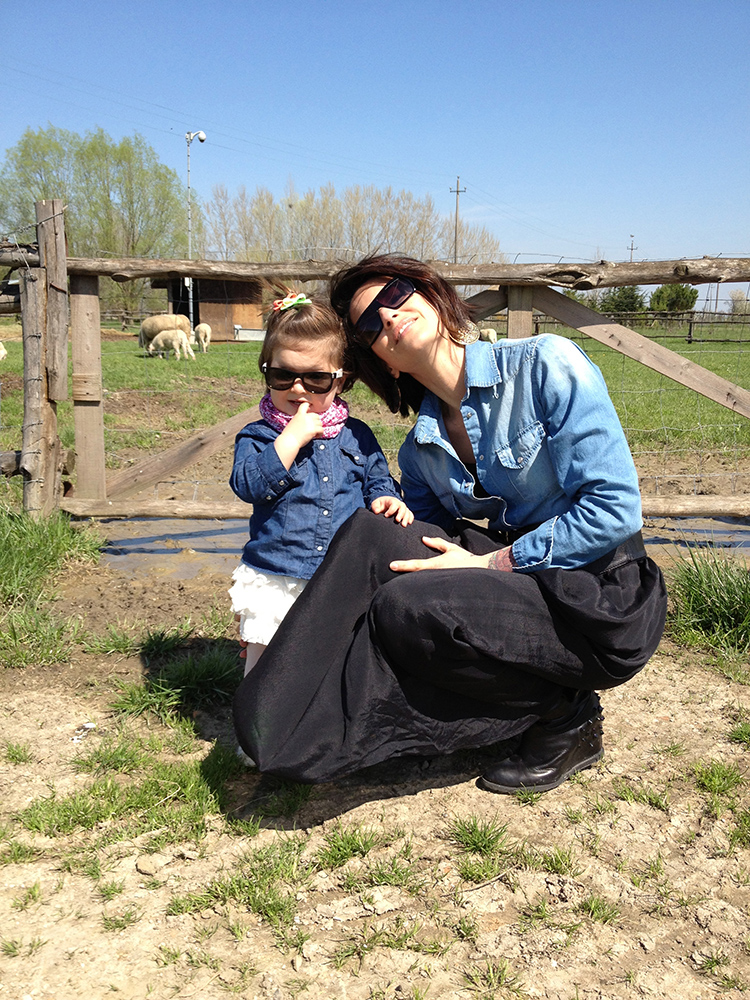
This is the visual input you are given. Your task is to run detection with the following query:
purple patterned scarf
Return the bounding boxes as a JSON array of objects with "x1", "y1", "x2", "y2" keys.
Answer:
[{"x1": 259, "y1": 392, "x2": 349, "y2": 439}]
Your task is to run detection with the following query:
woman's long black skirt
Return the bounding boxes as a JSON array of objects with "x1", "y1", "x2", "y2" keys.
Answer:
[{"x1": 232, "y1": 510, "x2": 667, "y2": 783}]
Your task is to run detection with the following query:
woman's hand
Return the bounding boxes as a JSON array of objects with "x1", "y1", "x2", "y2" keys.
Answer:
[
  {"x1": 370, "y1": 495, "x2": 415, "y2": 526},
  {"x1": 390, "y1": 535, "x2": 514, "y2": 572}
]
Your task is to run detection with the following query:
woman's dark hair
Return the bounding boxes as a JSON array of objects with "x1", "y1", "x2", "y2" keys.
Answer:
[
  {"x1": 259, "y1": 296, "x2": 356, "y2": 392},
  {"x1": 329, "y1": 254, "x2": 475, "y2": 416}
]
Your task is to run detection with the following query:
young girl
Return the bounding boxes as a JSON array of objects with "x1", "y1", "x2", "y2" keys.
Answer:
[{"x1": 229, "y1": 291, "x2": 413, "y2": 679}]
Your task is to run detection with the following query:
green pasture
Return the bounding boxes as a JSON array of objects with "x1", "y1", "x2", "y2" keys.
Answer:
[{"x1": 2, "y1": 316, "x2": 750, "y2": 470}]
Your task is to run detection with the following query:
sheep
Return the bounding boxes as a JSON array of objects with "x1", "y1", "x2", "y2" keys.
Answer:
[
  {"x1": 0, "y1": 342, "x2": 7, "y2": 361},
  {"x1": 148, "y1": 328, "x2": 196, "y2": 361},
  {"x1": 479, "y1": 327, "x2": 498, "y2": 344},
  {"x1": 138, "y1": 313, "x2": 191, "y2": 349},
  {"x1": 194, "y1": 322, "x2": 211, "y2": 353}
]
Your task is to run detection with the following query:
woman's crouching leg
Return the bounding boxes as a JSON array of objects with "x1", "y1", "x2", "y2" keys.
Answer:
[{"x1": 369, "y1": 566, "x2": 606, "y2": 793}]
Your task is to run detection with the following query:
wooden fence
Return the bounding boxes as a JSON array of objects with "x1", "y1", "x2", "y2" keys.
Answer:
[{"x1": 4, "y1": 200, "x2": 750, "y2": 520}]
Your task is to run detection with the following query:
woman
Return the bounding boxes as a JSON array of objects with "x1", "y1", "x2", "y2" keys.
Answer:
[{"x1": 232, "y1": 255, "x2": 667, "y2": 794}]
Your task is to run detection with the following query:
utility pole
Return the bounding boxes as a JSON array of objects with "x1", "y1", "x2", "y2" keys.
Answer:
[
  {"x1": 450, "y1": 176, "x2": 466, "y2": 264},
  {"x1": 628, "y1": 235, "x2": 636, "y2": 262}
]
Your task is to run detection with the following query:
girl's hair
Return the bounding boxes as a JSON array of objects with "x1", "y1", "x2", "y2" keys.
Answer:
[
  {"x1": 258, "y1": 296, "x2": 355, "y2": 392},
  {"x1": 329, "y1": 254, "x2": 475, "y2": 416}
]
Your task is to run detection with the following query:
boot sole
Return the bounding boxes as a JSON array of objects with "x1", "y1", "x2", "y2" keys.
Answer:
[{"x1": 477, "y1": 748, "x2": 604, "y2": 795}]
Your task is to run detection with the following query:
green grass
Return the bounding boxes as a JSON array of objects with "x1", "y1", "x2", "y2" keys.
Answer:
[
  {"x1": 462, "y1": 959, "x2": 528, "y2": 999},
  {"x1": 315, "y1": 823, "x2": 381, "y2": 869},
  {"x1": 0, "y1": 606, "x2": 81, "y2": 669},
  {"x1": 728, "y1": 720, "x2": 750, "y2": 748},
  {"x1": 109, "y1": 632, "x2": 241, "y2": 726},
  {"x1": 166, "y1": 836, "x2": 309, "y2": 951},
  {"x1": 575, "y1": 894, "x2": 621, "y2": 924},
  {"x1": 0, "y1": 508, "x2": 102, "y2": 606},
  {"x1": 667, "y1": 546, "x2": 750, "y2": 654},
  {"x1": 4, "y1": 741, "x2": 32, "y2": 764},
  {"x1": 447, "y1": 815, "x2": 508, "y2": 856},
  {"x1": 693, "y1": 759, "x2": 745, "y2": 796},
  {"x1": 612, "y1": 778, "x2": 670, "y2": 812},
  {"x1": 0, "y1": 506, "x2": 102, "y2": 668},
  {"x1": 81, "y1": 624, "x2": 142, "y2": 656},
  {"x1": 18, "y1": 741, "x2": 241, "y2": 847}
]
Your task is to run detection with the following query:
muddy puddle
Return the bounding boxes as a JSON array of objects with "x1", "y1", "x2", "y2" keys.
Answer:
[{"x1": 97, "y1": 515, "x2": 750, "y2": 581}]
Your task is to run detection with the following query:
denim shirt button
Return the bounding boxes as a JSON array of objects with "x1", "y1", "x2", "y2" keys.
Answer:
[
  {"x1": 323, "y1": 476, "x2": 329, "y2": 482},
  {"x1": 317, "y1": 545, "x2": 323, "y2": 551},
  {"x1": 319, "y1": 444, "x2": 325, "y2": 450},
  {"x1": 279, "y1": 480, "x2": 286, "y2": 486},
  {"x1": 323, "y1": 509, "x2": 329, "y2": 516}
]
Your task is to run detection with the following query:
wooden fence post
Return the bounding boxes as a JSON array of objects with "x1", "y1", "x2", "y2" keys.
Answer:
[
  {"x1": 19, "y1": 268, "x2": 60, "y2": 516},
  {"x1": 36, "y1": 200, "x2": 68, "y2": 401},
  {"x1": 69, "y1": 275, "x2": 106, "y2": 499},
  {"x1": 507, "y1": 286, "x2": 534, "y2": 339}
]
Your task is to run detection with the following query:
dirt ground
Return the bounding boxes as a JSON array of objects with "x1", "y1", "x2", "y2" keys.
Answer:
[{"x1": 1, "y1": 520, "x2": 750, "y2": 1000}]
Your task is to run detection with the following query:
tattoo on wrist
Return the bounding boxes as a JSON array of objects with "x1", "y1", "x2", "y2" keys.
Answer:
[{"x1": 488, "y1": 547, "x2": 513, "y2": 572}]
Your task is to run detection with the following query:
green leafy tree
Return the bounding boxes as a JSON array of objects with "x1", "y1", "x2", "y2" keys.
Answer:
[
  {"x1": 0, "y1": 125, "x2": 187, "y2": 313},
  {"x1": 649, "y1": 284, "x2": 699, "y2": 312},
  {"x1": 599, "y1": 286, "x2": 646, "y2": 313},
  {"x1": 564, "y1": 289, "x2": 602, "y2": 308}
]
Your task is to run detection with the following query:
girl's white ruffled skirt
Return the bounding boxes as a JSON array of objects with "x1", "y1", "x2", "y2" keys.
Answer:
[{"x1": 228, "y1": 562, "x2": 308, "y2": 645}]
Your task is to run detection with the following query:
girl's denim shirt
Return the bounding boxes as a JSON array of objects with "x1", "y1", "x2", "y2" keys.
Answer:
[
  {"x1": 231, "y1": 415, "x2": 402, "y2": 580},
  {"x1": 398, "y1": 334, "x2": 642, "y2": 572}
]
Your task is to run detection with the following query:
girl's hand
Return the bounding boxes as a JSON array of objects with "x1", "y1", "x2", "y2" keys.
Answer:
[
  {"x1": 390, "y1": 536, "x2": 514, "y2": 572},
  {"x1": 274, "y1": 401, "x2": 324, "y2": 469},
  {"x1": 370, "y1": 495, "x2": 415, "y2": 526},
  {"x1": 284, "y1": 400, "x2": 324, "y2": 447}
]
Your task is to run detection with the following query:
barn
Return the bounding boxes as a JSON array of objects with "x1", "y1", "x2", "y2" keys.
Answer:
[{"x1": 153, "y1": 277, "x2": 265, "y2": 340}]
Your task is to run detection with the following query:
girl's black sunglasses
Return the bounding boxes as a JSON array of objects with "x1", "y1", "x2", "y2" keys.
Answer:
[
  {"x1": 262, "y1": 363, "x2": 343, "y2": 394},
  {"x1": 352, "y1": 277, "x2": 415, "y2": 346}
]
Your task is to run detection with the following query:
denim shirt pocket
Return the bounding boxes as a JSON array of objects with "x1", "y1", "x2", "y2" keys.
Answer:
[
  {"x1": 492, "y1": 420, "x2": 547, "y2": 500},
  {"x1": 339, "y1": 445, "x2": 366, "y2": 485}
]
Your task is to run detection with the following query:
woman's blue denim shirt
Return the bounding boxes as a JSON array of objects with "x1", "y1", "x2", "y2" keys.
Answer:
[
  {"x1": 398, "y1": 334, "x2": 642, "y2": 572},
  {"x1": 231, "y1": 415, "x2": 402, "y2": 579}
]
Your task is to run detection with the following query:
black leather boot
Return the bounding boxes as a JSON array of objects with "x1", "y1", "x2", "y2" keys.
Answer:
[{"x1": 479, "y1": 691, "x2": 604, "y2": 794}]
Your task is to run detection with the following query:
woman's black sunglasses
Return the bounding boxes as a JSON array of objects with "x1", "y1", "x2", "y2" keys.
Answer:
[
  {"x1": 352, "y1": 277, "x2": 415, "y2": 346},
  {"x1": 262, "y1": 363, "x2": 343, "y2": 394}
]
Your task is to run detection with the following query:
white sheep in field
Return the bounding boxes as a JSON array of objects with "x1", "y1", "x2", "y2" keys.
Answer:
[
  {"x1": 194, "y1": 323, "x2": 211, "y2": 353},
  {"x1": 0, "y1": 342, "x2": 7, "y2": 361},
  {"x1": 139, "y1": 313, "x2": 191, "y2": 349},
  {"x1": 479, "y1": 327, "x2": 498, "y2": 344},
  {"x1": 148, "y1": 329, "x2": 196, "y2": 361}
]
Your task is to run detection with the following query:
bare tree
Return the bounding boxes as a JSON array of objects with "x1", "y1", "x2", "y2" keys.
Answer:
[
  {"x1": 205, "y1": 183, "x2": 237, "y2": 260},
  {"x1": 201, "y1": 181, "x2": 505, "y2": 268}
]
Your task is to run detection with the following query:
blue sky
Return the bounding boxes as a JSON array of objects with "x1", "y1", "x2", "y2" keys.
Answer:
[{"x1": 3, "y1": 0, "x2": 749, "y2": 305}]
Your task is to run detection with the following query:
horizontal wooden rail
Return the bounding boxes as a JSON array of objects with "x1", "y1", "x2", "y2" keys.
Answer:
[
  {"x1": 3, "y1": 250, "x2": 750, "y2": 289},
  {"x1": 61, "y1": 499, "x2": 251, "y2": 518},
  {"x1": 58, "y1": 495, "x2": 750, "y2": 520}
]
